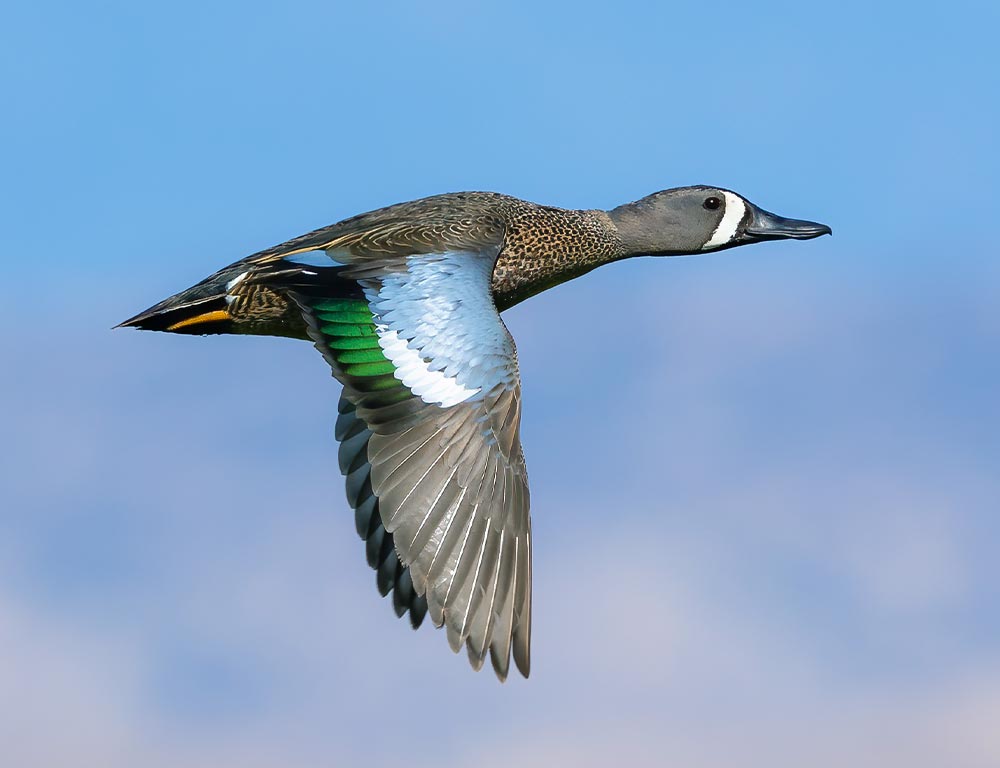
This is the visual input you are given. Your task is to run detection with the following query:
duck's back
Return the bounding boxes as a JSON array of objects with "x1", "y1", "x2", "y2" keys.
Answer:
[{"x1": 119, "y1": 191, "x2": 625, "y2": 338}]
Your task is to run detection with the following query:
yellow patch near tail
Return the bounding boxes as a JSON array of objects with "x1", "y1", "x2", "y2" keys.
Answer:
[{"x1": 166, "y1": 309, "x2": 231, "y2": 331}]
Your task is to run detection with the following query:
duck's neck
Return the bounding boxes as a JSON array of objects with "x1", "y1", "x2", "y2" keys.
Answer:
[{"x1": 607, "y1": 201, "x2": 679, "y2": 257}]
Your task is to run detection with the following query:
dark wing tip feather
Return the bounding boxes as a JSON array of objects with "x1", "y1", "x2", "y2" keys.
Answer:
[
  {"x1": 336, "y1": 394, "x2": 430, "y2": 628},
  {"x1": 408, "y1": 593, "x2": 428, "y2": 629}
]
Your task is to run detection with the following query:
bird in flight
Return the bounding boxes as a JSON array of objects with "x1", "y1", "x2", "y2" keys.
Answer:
[{"x1": 119, "y1": 187, "x2": 830, "y2": 680}]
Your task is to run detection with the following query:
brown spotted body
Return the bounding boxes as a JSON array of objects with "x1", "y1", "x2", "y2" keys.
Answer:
[
  {"x1": 189, "y1": 192, "x2": 627, "y2": 336},
  {"x1": 489, "y1": 199, "x2": 625, "y2": 310},
  {"x1": 252, "y1": 191, "x2": 627, "y2": 308}
]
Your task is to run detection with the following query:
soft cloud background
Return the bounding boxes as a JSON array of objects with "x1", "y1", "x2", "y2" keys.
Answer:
[{"x1": 3, "y1": 1, "x2": 999, "y2": 766}]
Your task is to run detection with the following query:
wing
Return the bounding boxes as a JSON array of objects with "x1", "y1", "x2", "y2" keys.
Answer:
[{"x1": 270, "y1": 246, "x2": 531, "y2": 680}]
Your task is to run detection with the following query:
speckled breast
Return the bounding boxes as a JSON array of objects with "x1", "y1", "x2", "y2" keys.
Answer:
[{"x1": 490, "y1": 203, "x2": 625, "y2": 311}]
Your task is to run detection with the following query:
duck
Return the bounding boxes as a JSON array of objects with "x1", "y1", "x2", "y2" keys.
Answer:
[{"x1": 118, "y1": 186, "x2": 831, "y2": 681}]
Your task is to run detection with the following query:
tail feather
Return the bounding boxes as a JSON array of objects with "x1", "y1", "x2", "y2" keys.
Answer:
[
  {"x1": 116, "y1": 261, "x2": 252, "y2": 334},
  {"x1": 116, "y1": 293, "x2": 234, "y2": 334},
  {"x1": 117, "y1": 258, "x2": 361, "y2": 337}
]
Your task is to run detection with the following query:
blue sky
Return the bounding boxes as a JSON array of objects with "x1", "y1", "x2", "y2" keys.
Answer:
[{"x1": 3, "y1": 1, "x2": 1000, "y2": 766}]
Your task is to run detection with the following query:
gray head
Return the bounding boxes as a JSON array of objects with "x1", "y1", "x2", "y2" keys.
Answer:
[{"x1": 608, "y1": 185, "x2": 831, "y2": 257}]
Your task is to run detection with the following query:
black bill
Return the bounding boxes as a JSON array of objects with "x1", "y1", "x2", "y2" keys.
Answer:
[{"x1": 743, "y1": 204, "x2": 832, "y2": 241}]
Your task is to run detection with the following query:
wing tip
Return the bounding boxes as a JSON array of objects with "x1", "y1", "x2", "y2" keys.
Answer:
[{"x1": 513, "y1": 635, "x2": 531, "y2": 679}]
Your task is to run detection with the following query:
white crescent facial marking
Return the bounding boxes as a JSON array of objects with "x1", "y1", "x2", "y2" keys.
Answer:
[{"x1": 702, "y1": 191, "x2": 747, "y2": 250}]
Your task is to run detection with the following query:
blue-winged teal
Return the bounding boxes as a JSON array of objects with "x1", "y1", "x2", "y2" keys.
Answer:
[{"x1": 119, "y1": 187, "x2": 830, "y2": 680}]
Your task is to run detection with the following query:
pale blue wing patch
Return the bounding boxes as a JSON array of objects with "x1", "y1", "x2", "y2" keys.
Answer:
[
  {"x1": 361, "y1": 249, "x2": 517, "y2": 408},
  {"x1": 282, "y1": 249, "x2": 350, "y2": 268}
]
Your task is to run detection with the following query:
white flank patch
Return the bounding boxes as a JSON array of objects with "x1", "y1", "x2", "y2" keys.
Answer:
[
  {"x1": 362, "y1": 250, "x2": 516, "y2": 409},
  {"x1": 702, "y1": 191, "x2": 747, "y2": 250},
  {"x1": 224, "y1": 271, "x2": 249, "y2": 304},
  {"x1": 225, "y1": 270, "x2": 249, "y2": 291}
]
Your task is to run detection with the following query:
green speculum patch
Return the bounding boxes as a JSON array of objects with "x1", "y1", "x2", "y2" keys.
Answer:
[{"x1": 310, "y1": 298, "x2": 405, "y2": 391}]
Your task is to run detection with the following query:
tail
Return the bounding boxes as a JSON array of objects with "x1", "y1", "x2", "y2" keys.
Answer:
[
  {"x1": 116, "y1": 257, "x2": 362, "y2": 338},
  {"x1": 116, "y1": 263, "x2": 249, "y2": 335}
]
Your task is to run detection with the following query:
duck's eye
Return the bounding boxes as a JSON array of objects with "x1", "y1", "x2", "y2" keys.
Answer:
[{"x1": 703, "y1": 196, "x2": 721, "y2": 211}]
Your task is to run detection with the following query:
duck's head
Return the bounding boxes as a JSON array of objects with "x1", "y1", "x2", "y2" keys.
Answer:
[{"x1": 608, "y1": 186, "x2": 831, "y2": 257}]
